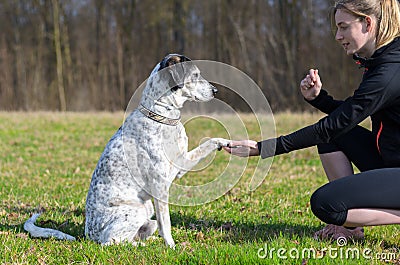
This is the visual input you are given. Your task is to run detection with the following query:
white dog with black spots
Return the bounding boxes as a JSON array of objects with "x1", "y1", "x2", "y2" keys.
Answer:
[{"x1": 24, "y1": 54, "x2": 230, "y2": 248}]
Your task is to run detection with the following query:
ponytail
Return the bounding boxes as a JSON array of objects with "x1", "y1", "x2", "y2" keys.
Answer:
[{"x1": 377, "y1": 0, "x2": 400, "y2": 49}]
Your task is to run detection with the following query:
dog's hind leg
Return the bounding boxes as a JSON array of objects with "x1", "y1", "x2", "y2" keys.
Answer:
[
  {"x1": 136, "y1": 220, "x2": 157, "y2": 241},
  {"x1": 136, "y1": 200, "x2": 157, "y2": 241},
  {"x1": 96, "y1": 204, "x2": 150, "y2": 246}
]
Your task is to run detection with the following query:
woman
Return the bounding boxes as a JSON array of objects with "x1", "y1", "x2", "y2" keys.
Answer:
[{"x1": 224, "y1": 0, "x2": 400, "y2": 241}]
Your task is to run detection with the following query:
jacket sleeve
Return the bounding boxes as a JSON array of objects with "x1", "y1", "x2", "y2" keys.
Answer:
[
  {"x1": 258, "y1": 68, "x2": 395, "y2": 159},
  {"x1": 305, "y1": 89, "x2": 343, "y2": 114}
]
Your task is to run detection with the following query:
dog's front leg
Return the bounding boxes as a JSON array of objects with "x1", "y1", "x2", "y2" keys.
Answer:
[
  {"x1": 179, "y1": 138, "x2": 230, "y2": 174},
  {"x1": 151, "y1": 179, "x2": 175, "y2": 248},
  {"x1": 153, "y1": 198, "x2": 175, "y2": 248}
]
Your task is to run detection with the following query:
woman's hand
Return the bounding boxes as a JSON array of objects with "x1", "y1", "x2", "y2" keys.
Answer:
[
  {"x1": 222, "y1": 140, "x2": 260, "y2": 157},
  {"x1": 300, "y1": 69, "x2": 322, "y2": 101}
]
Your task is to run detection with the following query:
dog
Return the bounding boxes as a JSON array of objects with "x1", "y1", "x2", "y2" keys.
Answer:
[{"x1": 24, "y1": 54, "x2": 230, "y2": 248}]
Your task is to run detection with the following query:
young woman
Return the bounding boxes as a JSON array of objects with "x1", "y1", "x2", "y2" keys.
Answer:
[{"x1": 224, "y1": 0, "x2": 400, "y2": 240}]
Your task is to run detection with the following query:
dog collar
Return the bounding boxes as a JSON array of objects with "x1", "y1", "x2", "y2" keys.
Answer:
[{"x1": 139, "y1": 105, "x2": 180, "y2": 126}]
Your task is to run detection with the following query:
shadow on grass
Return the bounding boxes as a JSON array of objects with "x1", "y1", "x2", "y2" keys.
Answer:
[
  {"x1": 13, "y1": 205, "x2": 397, "y2": 247},
  {"x1": 170, "y1": 212, "x2": 318, "y2": 243},
  {"x1": 364, "y1": 237, "x2": 400, "y2": 250},
  {"x1": 2, "y1": 205, "x2": 317, "y2": 243}
]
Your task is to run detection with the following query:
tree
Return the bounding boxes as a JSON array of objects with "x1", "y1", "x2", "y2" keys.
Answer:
[{"x1": 52, "y1": 0, "x2": 67, "y2": 111}]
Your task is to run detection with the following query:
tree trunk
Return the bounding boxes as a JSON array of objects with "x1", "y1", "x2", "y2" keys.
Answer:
[
  {"x1": 61, "y1": 5, "x2": 73, "y2": 108},
  {"x1": 116, "y1": 27, "x2": 125, "y2": 108},
  {"x1": 51, "y1": 0, "x2": 66, "y2": 111}
]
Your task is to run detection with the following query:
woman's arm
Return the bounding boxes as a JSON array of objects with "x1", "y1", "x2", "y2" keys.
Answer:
[
  {"x1": 300, "y1": 69, "x2": 343, "y2": 114},
  {"x1": 227, "y1": 66, "x2": 395, "y2": 158}
]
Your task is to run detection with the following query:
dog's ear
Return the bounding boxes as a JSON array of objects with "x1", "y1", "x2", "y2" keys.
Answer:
[
  {"x1": 159, "y1": 54, "x2": 192, "y2": 91},
  {"x1": 159, "y1": 54, "x2": 191, "y2": 70}
]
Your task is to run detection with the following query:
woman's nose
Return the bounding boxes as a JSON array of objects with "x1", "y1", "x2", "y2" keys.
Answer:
[{"x1": 335, "y1": 31, "x2": 343, "y2": 41}]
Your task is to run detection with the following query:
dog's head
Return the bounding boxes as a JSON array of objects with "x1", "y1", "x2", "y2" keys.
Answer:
[{"x1": 151, "y1": 54, "x2": 217, "y2": 107}]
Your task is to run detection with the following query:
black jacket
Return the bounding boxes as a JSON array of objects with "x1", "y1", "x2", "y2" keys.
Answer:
[{"x1": 258, "y1": 37, "x2": 400, "y2": 167}]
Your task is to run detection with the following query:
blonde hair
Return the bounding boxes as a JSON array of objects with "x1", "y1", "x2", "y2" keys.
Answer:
[{"x1": 331, "y1": 0, "x2": 400, "y2": 49}]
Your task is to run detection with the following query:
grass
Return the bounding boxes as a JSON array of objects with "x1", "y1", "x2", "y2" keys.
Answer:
[{"x1": 0, "y1": 111, "x2": 399, "y2": 264}]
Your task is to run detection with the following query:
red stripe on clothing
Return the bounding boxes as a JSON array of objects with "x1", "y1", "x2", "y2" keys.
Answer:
[{"x1": 376, "y1": 121, "x2": 383, "y2": 154}]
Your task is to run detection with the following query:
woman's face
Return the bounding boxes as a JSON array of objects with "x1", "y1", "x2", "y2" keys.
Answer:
[{"x1": 335, "y1": 9, "x2": 376, "y2": 57}]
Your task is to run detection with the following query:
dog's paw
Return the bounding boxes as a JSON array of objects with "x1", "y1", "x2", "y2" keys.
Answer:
[
  {"x1": 165, "y1": 238, "x2": 176, "y2": 249},
  {"x1": 210, "y1": 138, "x2": 231, "y2": 151}
]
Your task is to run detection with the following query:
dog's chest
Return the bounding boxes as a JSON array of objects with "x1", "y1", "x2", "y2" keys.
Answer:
[
  {"x1": 125, "y1": 113, "x2": 188, "y2": 166},
  {"x1": 160, "y1": 123, "x2": 188, "y2": 161}
]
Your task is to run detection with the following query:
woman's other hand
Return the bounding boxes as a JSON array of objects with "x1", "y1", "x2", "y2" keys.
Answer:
[{"x1": 300, "y1": 69, "x2": 322, "y2": 101}]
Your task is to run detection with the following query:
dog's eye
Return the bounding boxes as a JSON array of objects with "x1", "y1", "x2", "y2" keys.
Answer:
[{"x1": 193, "y1": 73, "x2": 199, "y2": 79}]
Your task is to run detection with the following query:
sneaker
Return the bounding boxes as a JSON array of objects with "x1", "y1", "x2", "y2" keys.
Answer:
[{"x1": 313, "y1": 224, "x2": 364, "y2": 241}]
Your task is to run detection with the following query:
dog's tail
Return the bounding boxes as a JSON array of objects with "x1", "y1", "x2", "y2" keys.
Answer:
[{"x1": 23, "y1": 213, "x2": 76, "y2": 241}]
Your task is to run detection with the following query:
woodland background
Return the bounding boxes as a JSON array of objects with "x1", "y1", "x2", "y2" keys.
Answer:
[{"x1": 0, "y1": 0, "x2": 364, "y2": 112}]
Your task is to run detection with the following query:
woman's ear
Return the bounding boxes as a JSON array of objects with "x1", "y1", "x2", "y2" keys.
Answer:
[{"x1": 364, "y1": 16, "x2": 375, "y2": 33}]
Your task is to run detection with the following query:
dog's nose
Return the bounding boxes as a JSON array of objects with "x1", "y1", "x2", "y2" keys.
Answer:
[{"x1": 212, "y1": 85, "x2": 218, "y2": 95}]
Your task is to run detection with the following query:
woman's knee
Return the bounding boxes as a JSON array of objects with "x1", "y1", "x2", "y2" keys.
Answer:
[{"x1": 310, "y1": 184, "x2": 348, "y2": 225}]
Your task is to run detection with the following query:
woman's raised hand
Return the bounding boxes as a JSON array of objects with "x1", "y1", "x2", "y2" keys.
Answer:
[{"x1": 300, "y1": 69, "x2": 322, "y2": 101}]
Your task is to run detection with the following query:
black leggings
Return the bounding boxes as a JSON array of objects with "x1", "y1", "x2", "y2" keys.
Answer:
[{"x1": 310, "y1": 125, "x2": 400, "y2": 225}]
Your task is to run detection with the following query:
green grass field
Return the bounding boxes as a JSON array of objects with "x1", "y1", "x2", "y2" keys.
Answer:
[{"x1": 0, "y1": 112, "x2": 399, "y2": 265}]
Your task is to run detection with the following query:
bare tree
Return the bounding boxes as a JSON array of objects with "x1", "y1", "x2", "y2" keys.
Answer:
[{"x1": 52, "y1": 0, "x2": 67, "y2": 111}]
